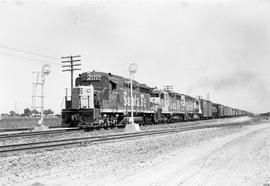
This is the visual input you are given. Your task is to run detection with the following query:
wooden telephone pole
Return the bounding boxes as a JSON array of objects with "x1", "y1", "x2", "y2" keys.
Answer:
[
  {"x1": 163, "y1": 85, "x2": 173, "y2": 92},
  {"x1": 61, "y1": 55, "x2": 81, "y2": 89}
]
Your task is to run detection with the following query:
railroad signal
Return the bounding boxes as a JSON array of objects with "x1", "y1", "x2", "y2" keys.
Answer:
[
  {"x1": 124, "y1": 63, "x2": 141, "y2": 133},
  {"x1": 206, "y1": 93, "x2": 210, "y2": 100},
  {"x1": 32, "y1": 64, "x2": 51, "y2": 128},
  {"x1": 61, "y1": 55, "x2": 81, "y2": 89},
  {"x1": 129, "y1": 63, "x2": 137, "y2": 124}
]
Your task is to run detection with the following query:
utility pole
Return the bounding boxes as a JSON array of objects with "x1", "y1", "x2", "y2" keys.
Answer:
[
  {"x1": 164, "y1": 85, "x2": 173, "y2": 92},
  {"x1": 206, "y1": 93, "x2": 210, "y2": 100},
  {"x1": 61, "y1": 55, "x2": 81, "y2": 89},
  {"x1": 14, "y1": 101, "x2": 18, "y2": 114}
]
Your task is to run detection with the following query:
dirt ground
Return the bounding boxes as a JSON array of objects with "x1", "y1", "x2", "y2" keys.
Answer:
[
  {"x1": 115, "y1": 122, "x2": 270, "y2": 186},
  {"x1": 1, "y1": 118, "x2": 270, "y2": 186}
]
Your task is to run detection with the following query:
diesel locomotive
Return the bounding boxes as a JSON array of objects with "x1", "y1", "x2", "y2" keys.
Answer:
[{"x1": 61, "y1": 70, "x2": 250, "y2": 128}]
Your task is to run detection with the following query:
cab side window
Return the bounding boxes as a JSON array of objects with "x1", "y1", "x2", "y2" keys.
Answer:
[
  {"x1": 110, "y1": 81, "x2": 117, "y2": 91},
  {"x1": 160, "y1": 94, "x2": 164, "y2": 99}
]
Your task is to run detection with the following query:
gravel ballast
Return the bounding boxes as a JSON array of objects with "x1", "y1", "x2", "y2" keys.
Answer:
[{"x1": 0, "y1": 118, "x2": 261, "y2": 186}]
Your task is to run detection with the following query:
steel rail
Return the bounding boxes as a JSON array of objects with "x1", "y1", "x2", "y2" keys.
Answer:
[
  {"x1": 0, "y1": 129, "x2": 178, "y2": 155},
  {"x1": 0, "y1": 126, "x2": 65, "y2": 132},
  {"x1": 0, "y1": 118, "x2": 253, "y2": 140},
  {"x1": 0, "y1": 118, "x2": 242, "y2": 139},
  {"x1": 0, "y1": 118, "x2": 222, "y2": 138},
  {"x1": 0, "y1": 128, "x2": 79, "y2": 139}
]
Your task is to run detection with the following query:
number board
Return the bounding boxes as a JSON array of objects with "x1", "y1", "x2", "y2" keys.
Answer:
[{"x1": 87, "y1": 75, "x2": 101, "y2": 81}]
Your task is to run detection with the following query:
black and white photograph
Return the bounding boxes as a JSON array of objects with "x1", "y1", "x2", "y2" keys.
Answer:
[{"x1": 0, "y1": 0, "x2": 270, "y2": 185}]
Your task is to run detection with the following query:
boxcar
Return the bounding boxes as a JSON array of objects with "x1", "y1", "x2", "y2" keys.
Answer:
[
  {"x1": 200, "y1": 99, "x2": 213, "y2": 119},
  {"x1": 212, "y1": 103, "x2": 219, "y2": 118}
]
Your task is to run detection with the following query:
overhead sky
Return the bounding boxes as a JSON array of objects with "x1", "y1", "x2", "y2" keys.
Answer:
[{"x1": 0, "y1": 0, "x2": 270, "y2": 114}]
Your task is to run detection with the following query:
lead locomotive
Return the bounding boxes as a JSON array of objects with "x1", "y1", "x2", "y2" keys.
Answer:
[{"x1": 62, "y1": 71, "x2": 154, "y2": 128}]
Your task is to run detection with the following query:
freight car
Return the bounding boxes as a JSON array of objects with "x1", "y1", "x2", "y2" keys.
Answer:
[
  {"x1": 212, "y1": 104, "x2": 240, "y2": 118},
  {"x1": 212, "y1": 103, "x2": 219, "y2": 119},
  {"x1": 200, "y1": 99, "x2": 213, "y2": 119},
  {"x1": 62, "y1": 70, "x2": 250, "y2": 128}
]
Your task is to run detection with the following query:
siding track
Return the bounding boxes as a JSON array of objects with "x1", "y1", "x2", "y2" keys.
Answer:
[{"x1": 0, "y1": 128, "x2": 79, "y2": 139}]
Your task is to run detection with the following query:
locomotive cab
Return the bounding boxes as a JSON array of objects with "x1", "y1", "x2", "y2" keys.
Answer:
[{"x1": 62, "y1": 85, "x2": 95, "y2": 128}]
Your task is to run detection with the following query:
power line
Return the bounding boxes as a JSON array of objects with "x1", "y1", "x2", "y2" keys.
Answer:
[
  {"x1": 0, "y1": 45, "x2": 59, "y2": 60},
  {"x1": 0, "y1": 51, "x2": 60, "y2": 66},
  {"x1": 61, "y1": 55, "x2": 81, "y2": 89}
]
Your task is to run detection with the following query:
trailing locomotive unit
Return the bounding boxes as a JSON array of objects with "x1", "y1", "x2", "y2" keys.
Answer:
[
  {"x1": 62, "y1": 71, "x2": 153, "y2": 128},
  {"x1": 149, "y1": 89, "x2": 201, "y2": 122}
]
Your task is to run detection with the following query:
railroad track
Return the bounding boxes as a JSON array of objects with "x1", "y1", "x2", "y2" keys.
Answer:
[
  {"x1": 0, "y1": 128, "x2": 79, "y2": 139},
  {"x1": 0, "y1": 119, "x2": 258, "y2": 156},
  {"x1": 0, "y1": 118, "x2": 242, "y2": 139},
  {"x1": 0, "y1": 129, "x2": 178, "y2": 156},
  {"x1": 0, "y1": 126, "x2": 64, "y2": 132}
]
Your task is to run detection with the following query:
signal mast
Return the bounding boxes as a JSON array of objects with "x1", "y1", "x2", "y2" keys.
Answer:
[
  {"x1": 124, "y1": 63, "x2": 141, "y2": 132},
  {"x1": 32, "y1": 64, "x2": 51, "y2": 130}
]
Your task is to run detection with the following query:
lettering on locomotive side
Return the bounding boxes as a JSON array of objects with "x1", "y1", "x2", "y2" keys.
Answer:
[
  {"x1": 123, "y1": 91, "x2": 147, "y2": 108},
  {"x1": 141, "y1": 94, "x2": 146, "y2": 107}
]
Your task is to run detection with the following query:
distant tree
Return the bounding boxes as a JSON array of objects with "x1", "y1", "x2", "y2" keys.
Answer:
[
  {"x1": 43, "y1": 109, "x2": 54, "y2": 115},
  {"x1": 31, "y1": 109, "x2": 39, "y2": 114},
  {"x1": 9, "y1": 110, "x2": 17, "y2": 116},
  {"x1": 1, "y1": 113, "x2": 9, "y2": 117},
  {"x1": 23, "y1": 108, "x2": 32, "y2": 116}
]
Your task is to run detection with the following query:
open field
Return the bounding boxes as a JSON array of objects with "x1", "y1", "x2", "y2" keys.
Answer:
[{"x1": 0, "y1": 117, "x2": 61, "y2": 129}]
